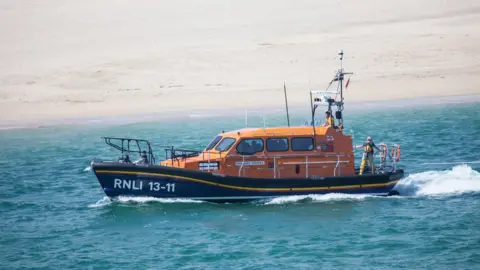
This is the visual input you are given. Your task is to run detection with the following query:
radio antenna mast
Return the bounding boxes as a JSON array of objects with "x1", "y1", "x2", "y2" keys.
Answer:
[
  {"x1": 283, "y1": 81, "x2": 290, "y2": 127},
  {"x1": 309, "y1": 49, "x2": 353, "y2": 130}
]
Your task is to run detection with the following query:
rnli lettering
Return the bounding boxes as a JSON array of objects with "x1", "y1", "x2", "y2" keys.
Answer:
[
  {"x1": 235, "y1": 161, "x2": 265, "y2": 166},
  {"x1": 114, "y1": 178, "x2": 143, "y2": 190},
  {"x1": 113, "y1": 179, "x2": 176, "y2": 192}
]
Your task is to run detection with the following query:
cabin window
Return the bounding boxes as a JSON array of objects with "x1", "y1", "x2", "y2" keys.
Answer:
[
  {"x1": 291, "y1": 137, "x2": 314, "y2": 151},
  {"x1": 266, "y1": 138, "x2": 289, "y2": 152},
  {"x1": 215, "y1": 137, "x2": 236, "y2": 152},
  {"x1": 206, "y1": 136, "x2": 222, "y2": 150},
  {"x1": 236, "y1": 138, "x2": 264, "y2": 155}
]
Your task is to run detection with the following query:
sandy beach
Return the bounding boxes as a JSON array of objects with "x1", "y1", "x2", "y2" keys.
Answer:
[{"x1": 1, "y1": 0, "x2": 480, "y2": 127}]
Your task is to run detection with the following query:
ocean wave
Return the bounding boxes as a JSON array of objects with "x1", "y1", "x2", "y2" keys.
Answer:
[{"x1": 395, "y1": 165, "x2": 480, "y2": 196}]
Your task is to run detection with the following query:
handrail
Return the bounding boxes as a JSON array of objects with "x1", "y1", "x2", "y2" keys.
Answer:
[
  {"x1": 391, "y1": 144, "x2": 400, "y2": 172},
  {"x1": 161, "y1": 142, "x2": 399, "y2": 177},
  {"x1": 162, "y1": 149, "x2": 352, "y2": 163},
  {"x1": 238, "y1": 156, "x2": 245, "y2": 176},
  {"x1": 356, "y1": 142, "x2": 400, "y2": 173},
  {"x1": 230, "y1": 154, "x2": 347, "y2": 179},
  {"x1": 274, "y1": 156, "x2": 277, "y2": 179},
  {"x1": 226, "y1": 152, "x2": 350, "y2": 158},
  {"x1": 165, "y1": 148, "x2": 201, "y2": 160},
  {"x1": 102, "y1": 136, "x2": 156, "y2": 164},
  {"x1": 281, "y1": 161, "x2": 349, "y2": 165},
  {"x1": 334, "y1": 154, "x2": 340, "y2": 176},
  {"x1": 306, "y1": 156, "x2": 309, "y2": 178},
  {"x1": 207, "y1": 151, "x2": 211, "y2": 172}
]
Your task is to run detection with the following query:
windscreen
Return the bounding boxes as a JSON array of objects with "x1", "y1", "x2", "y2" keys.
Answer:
[
  {"x1": 215, "y1": 137, "x2": 236, "y2": 152},
  {"x1": 205, "y1": 136, "x2": 222, "y2": 150}
]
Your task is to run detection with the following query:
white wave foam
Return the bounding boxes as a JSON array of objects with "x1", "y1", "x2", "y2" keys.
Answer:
[
  {"x1": 88, "y1": 196, "x2": 203, "y2": 207},
  {"x1": 395, "y1": 165, "x2": 480, "y2": 196},
  {"x1": 264, "y1": 193, "x2": 374, "y2": 205},
  {"x1": 83, "y1": 166, "x2": 92, "y2": 172},
  {"x1": 267, "y1": 165, "x2": 480, "y2": 204},
  {"x1": 116, "y1": 196, "x2": 204, "y2": 204},
  {"x1": 88, "y1": 196, "x2": 112, "y2": 208}
]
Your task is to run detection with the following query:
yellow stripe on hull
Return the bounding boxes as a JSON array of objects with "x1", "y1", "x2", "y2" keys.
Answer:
[{"x1": 95, "y1": 170, "x2": 399, "y2": 193}]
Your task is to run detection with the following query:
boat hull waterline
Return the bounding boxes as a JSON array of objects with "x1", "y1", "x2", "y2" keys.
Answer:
[{"x1": 92, "y1": 163, "x2": 404, "y2": 203}]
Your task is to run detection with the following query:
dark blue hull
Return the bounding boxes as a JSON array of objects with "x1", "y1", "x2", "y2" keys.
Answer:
[{"x1": 91, "y1": 162, "x2": 404, "y2": 203}]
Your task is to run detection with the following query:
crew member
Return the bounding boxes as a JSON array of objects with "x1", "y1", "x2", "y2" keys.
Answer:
[
  {"x1": 119, "y1": 154, "x2": 131, "y2": 163},
  {"x1": 356, "y1": 136, "x2": 381, "y2": 175},
  {"x1": 323, "y1": 111, "x2": 335, "y2": 128},
  {"x1": 134, "y1": 151, "x2": 149, "y2": 165}
]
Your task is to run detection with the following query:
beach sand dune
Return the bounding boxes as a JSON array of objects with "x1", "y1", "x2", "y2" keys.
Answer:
[{"x1": 1, "y1": 0, "x2": 480, "y2": 126}]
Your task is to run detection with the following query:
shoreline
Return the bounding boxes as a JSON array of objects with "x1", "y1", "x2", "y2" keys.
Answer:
[
  {"x1": 2, "y1": 93, "x2": 479, "y2": 131},
  {"x1": 3, "y1": 0, "x2": 480, "y2": 131}
]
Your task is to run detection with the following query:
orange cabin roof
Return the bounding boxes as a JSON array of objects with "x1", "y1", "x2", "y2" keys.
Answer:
[{"x1": 218, "y1": 126, "x2": 338, "y2": 139}]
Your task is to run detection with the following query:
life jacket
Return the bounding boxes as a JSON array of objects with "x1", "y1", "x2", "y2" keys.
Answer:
[
  {"x1": 364, "y1": 141, "x2": 375, "y2": 153},
  {"x1": 324, "y1": 116, "x2": 334, "y2": 127}
]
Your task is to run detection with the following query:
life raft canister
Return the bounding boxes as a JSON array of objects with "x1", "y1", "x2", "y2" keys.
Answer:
[{"x1": 391, "y1": 145, "x2": 401, "y2": 162}]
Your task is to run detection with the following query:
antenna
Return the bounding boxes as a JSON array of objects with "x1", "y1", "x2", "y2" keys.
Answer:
[
  {"x1": 339, "y1": 49, "x2": 343, "y2": 69},
  {"x1": 338, "y1": 49, "x2": 344, "y2": 103},
  {"x1": 284, "y1": 81, "x2": 290, "y2": 127},
  {"x1": 310, "y1": 90, "x2": 317, "y2": 146}
]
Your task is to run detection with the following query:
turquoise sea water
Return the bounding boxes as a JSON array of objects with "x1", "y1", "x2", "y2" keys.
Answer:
[{"x1": 1, "y1": 101, "x2": 480, "y2": 269}]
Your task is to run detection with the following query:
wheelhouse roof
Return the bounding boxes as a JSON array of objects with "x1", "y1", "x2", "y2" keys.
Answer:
[{"x1": 219, "y1": 126, "x2": 332, "y2": 138}]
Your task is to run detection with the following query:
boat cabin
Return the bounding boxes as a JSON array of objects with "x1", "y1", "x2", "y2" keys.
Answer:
[
  {"x1": 98, "y1": 51, "x2": 402, "y2": 182},
  {"x1": 160, "y1": 126, "x2": 355, "y2": 178}
]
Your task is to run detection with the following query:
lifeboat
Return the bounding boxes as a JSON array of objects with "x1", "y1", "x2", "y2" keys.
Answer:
[{"x1": 90, "y1": 51, "x2": 404, "y2": 202}]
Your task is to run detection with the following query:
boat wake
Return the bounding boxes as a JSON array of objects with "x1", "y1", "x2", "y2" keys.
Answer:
[
  {"x1": 115, "y1": 196, "x2": 203, "y2": 204},
  {"x1": 264, "y1": 193, "x2": 375, "y2": 205},
  {"x1": 264, "y1": 165, "x2": 480, "y2": 205},
  {"x1": 394, "y1": 164, "x2": 480, "y2": 196},
  {"x1": 88, "y1": 196, "x2": 204, "y2": 207}
]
